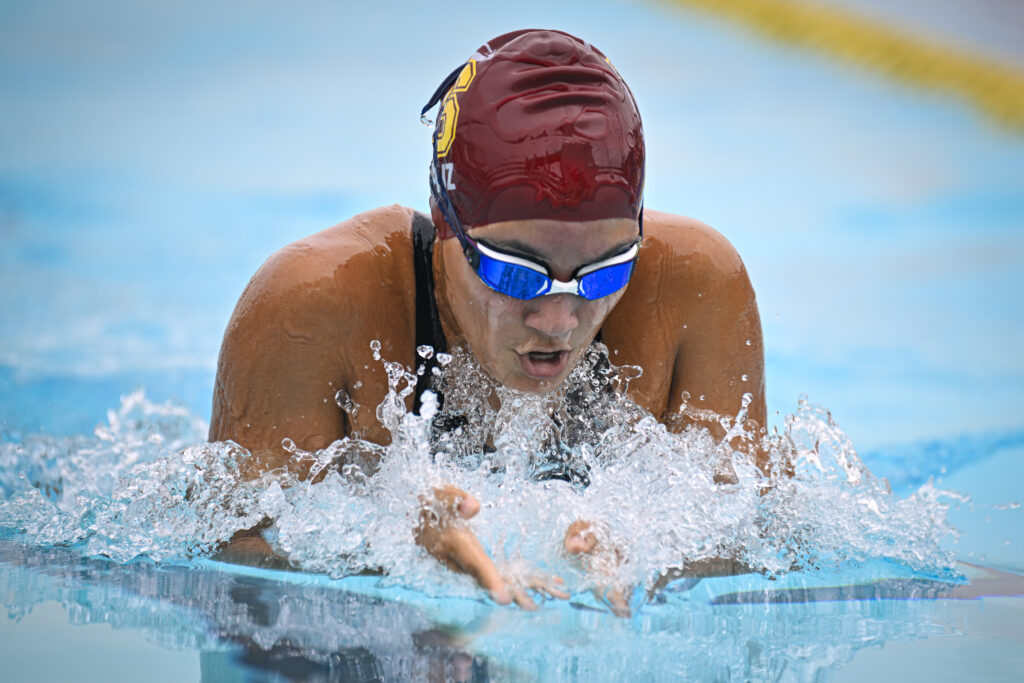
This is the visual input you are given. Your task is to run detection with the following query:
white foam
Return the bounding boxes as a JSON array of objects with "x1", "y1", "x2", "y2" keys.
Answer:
[{"x1": 0, "y1": 344, "x2": 960, "y2": 602}]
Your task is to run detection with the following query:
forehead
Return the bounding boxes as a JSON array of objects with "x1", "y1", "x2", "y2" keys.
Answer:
[{"x1": 469, "y1": 217, "x2": 638, "y2": 262}]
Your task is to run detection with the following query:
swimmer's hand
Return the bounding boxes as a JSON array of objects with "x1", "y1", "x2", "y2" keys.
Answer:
[
  {"x1": 566, "y1": 520, "x2": 753, "y2": 617},
  {"x1": 564, "y1": 520, "x2": 633, "y2": 618},
  {"x1": 416, "y1": 485, "x2": 565, "y2": 610}
]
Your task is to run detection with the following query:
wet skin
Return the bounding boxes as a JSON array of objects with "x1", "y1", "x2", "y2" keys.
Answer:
[
  {"x1": 210, "y1": 204, "x2": 766, "y2": 605},
  {"x1": 432, "y1": 215, "x2": 637, "y2": 394}
]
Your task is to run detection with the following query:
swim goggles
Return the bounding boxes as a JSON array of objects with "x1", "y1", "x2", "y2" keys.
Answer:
[
  {"x1": 427, "y1": 150, "x2": 643, "y2": 301},
  {"x1": 466, "y1": 235, "x2": 641, "y2": 301}
]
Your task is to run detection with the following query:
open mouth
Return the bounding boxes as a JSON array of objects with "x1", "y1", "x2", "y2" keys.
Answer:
[{"x1": 517, "y1": 350, "x2": 570, "y2": 380}]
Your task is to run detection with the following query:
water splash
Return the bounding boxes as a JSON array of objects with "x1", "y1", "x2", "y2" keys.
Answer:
[{"x1": 0, "y1": 345, "x2": 960, "y2": 602}]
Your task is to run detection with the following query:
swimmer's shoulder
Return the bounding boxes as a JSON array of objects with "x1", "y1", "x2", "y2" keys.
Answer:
[
  {"x1": 229, "y1": 204, "x2": 418, "y2": 359},
  {"x1": 254, "y1": 204, "x2": 416, "y2": 295},
  {"x1": 603, "y1": 210, "x2": 761, "y2": 420},
  {"x1": 638, "y1": 209, "x2": 747, "y2": 285},
  {"x1": 606, "y1": 208, "x2": 753, "y2": 358}
]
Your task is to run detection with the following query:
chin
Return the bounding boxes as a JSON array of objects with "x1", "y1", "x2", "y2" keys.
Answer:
[{"x1": 508, "y1": 374, "x2": 565, "y2": 395}]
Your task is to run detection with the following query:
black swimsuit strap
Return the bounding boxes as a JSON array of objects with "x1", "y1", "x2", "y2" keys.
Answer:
[{"x1": 411, "y1": 211, "x2": 448, "y2": 414}]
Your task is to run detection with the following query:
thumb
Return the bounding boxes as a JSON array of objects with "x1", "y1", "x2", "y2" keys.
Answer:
[
  {"x1": 564, "y1": 520, "x2": 598, "y2": 554},
  {"x1": 433, "y1": 485, "x2": 480, "y2": 519}
]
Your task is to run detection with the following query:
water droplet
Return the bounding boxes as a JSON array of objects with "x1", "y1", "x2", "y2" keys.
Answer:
[
  {"x1": 436, "y1": 352, "x2": 453, "y2": 367},
  {"x1": 741, "y1": 374, "x2": 748, "y2": 382},
  {"x1": 745, "y1": 339, "x2": 752, "y2": 346},
  {"x1": 370, "y1": 339, "x2": 382, "y2": 361},
  {"x1": 699, "y1": 395, "x2": 705, "y2": 401},
  {"x1": 416, "y1": 345, "x2": 434, "y2": 359},
  {"x1": 335, "y1": 390, "x2": 358, "y2": 415},
  {"x1": 354, "y1": 381, "x2": 363, "y2": 389},
  {"x1": 281, "y1": 437, "x2": 296, "y2": 453},
  {"x1": 741, "y1": 392, "x2": 753, "y2": 408},
  {"x1": 2, "y1": 342, "x2": 957, "y2": 604}
]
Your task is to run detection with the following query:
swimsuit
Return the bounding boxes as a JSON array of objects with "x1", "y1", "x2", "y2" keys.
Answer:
[{"x1": 411, "y1": 211, "x2": 447, "y2": 416}]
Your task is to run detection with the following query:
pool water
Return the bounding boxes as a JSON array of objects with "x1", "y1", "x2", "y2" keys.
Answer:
[{"x1": 2, "y1": 0, "x2": 1023, "y2": 680}]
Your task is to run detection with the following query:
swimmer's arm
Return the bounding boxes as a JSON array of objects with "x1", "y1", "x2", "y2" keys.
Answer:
[
  {"x1": 659, "y1": 229, "x2": 765, "y2": 475},
  {"x1": 209, "y1": 243, "x2": 358, "y2": 481},
  {"x1": 208, "y1": 245, "x2": 373, "y2": 565},
  {"x1": 665, "y1": 231, "x2": 768, "y2": 472}
]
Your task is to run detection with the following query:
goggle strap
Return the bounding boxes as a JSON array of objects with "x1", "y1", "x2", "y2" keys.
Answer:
[{"x1": 421, "y1": 63, "x2": 467, "y2": 119}]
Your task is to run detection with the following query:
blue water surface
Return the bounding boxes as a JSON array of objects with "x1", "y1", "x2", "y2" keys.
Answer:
[{"x1": 2, "y1": 0, "x2": 1023, "y2": 680}]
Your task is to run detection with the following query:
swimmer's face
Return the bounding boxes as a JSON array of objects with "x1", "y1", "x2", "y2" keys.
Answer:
[{"x1": 437, "y1": 217, "x2": 639, "y2": 393}]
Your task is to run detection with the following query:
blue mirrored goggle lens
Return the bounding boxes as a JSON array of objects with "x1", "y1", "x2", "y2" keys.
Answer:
[
  {"x1": 476, "y1": 254, "x2": 550, "y2": 299},
  {"x1": 473, "y1": 243, "x2": 639, "y2": 300},
  {"x1": 578, "y1": 260, "x2": 636, "y2": 300}
]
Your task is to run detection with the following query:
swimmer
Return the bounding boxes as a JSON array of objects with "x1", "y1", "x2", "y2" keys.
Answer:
[{"x1": 210, "y1": 29, "x2": 766, "y2": 608}]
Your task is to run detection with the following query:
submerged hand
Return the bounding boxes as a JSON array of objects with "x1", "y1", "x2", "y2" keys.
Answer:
[
  {"x1": 416, "y1": 485, "x2": 562, "y2": 609},
  {"x1": 563, "y1": 520, "x2": 632, "y2": 618}
]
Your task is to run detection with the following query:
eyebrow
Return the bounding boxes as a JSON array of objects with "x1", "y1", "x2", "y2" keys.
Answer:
[{"x1": 477, "y1": 237, "x2": 637, "y2": 269}]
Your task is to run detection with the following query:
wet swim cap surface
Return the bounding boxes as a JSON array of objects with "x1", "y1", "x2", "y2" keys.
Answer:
[{"x1": 427, "y1": 29, "x2": 645, "y2": 237}]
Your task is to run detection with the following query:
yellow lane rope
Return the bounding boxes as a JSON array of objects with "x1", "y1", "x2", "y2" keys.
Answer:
[{"x1": 656, "y1": 0, "x2": 1024, "y2": 130}]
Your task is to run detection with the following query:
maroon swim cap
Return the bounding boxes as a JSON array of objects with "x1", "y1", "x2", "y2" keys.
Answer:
[{"x1": 426, "y1": 29, "x2": 645, "y2": 238}]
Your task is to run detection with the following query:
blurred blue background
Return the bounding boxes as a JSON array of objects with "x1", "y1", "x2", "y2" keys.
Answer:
[{"x1": 2, "y1": 0, "x2": 1022, "y2": 458}]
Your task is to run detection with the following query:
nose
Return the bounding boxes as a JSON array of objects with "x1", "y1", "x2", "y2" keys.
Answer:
[{"x1": 523, "y1": 293, "x2": 580, "y2": 339}]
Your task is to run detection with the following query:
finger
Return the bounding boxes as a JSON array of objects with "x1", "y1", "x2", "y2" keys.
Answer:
[
  {"x1": 445, "y1": 529, "x2": 511, "y2": 605},
  {"x1": 511, "y1": 586, "x2": 538, "y2": 611},
  {"x1": 457, "y1": 494, "x2": 479, "y2": 519},
  {"x1": 564, "y1": 520, "x2": 598, "y2": 555},
  {"x1": 528, "y1": 575, "x2": 569, "y2": 600},
  {"x1": 595, "y1": 585, "x2": 632, "y2": 619},
  {"x1": 432, "y1": 486, "x2": 480, "y2": 519},
  {"x1": 541, "y1": 583, "x2": 570, "y2": 600},
  {"x1": 564, "y1": 531, "x2": 598, "y2": 555}
]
